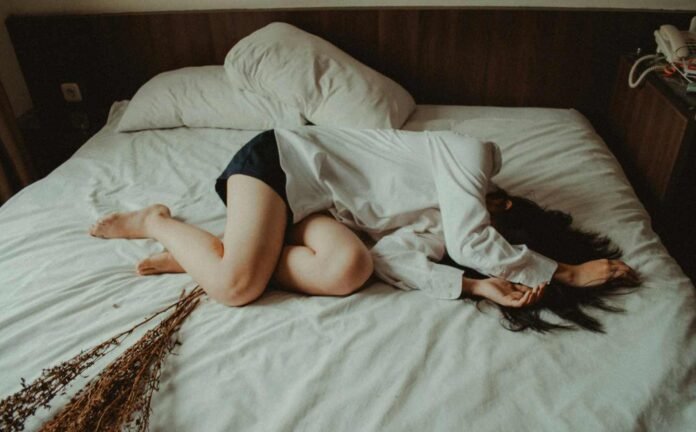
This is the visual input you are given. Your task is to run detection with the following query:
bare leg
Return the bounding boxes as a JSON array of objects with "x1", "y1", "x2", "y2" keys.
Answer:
[
  {"x1": 272, "y1": 214, "x2": 373, "y2": 295},
  {"x1": 90, "y1": 174, "x2": 287, "y2": 306},
  {"x1": 135, "y1": 214, "x2": 374, "y2": 296}
]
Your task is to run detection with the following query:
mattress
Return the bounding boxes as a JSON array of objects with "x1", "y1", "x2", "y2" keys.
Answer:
[{"x1": 1, "y1": 103, "x2": 694, "y2": 431}]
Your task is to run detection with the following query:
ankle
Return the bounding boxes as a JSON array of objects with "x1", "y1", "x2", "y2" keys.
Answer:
[{"x1": 144, "y1": 210, "x2": 169, "y2": 234}]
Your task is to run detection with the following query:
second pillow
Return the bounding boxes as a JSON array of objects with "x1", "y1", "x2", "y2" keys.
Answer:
[
  {"x1": 117, "y1": 65, "x2": 305, "y2": 132},
  {"x1": 224, "y1": 22, "x2": 416, "y2": 129}
]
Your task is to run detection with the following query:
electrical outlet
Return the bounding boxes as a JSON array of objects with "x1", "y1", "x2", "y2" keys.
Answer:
[{"x1": 60, "y1": 83, "x2": 82, "y2": 102}]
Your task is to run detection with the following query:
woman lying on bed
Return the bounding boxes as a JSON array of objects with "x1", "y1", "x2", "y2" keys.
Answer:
[{"x1": 89, "y1": 128, "x2": 639, "y2": 332}]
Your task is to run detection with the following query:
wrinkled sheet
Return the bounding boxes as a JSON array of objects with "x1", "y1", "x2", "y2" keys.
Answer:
[{"x1": 1, "y1": 103, "x2": 694, "y2": 431}]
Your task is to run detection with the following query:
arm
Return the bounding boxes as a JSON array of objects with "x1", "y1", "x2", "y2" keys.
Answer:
[
  {"x1": 371, "y1": 226, "x2": 548, "y2": 306},
  {"x1": 370, "y1": 227, "x2": 465, "y2": 299},
  {"x1": 427, "y1": 132, "x2": 557, "y2": 287}
]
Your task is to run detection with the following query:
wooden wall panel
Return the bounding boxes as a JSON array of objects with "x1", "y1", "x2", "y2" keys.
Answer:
[{"x1": 5, "y1": 9, "x2": 693, "y2": 132}]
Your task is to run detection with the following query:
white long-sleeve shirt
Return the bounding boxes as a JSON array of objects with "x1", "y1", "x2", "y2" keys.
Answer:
[{"x1": 273, "y1": 127, "x2": 558, "y2": 299}]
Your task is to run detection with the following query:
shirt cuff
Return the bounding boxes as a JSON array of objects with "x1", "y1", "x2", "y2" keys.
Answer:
[
  {"x1": 501, "y1": 250, "x2": 558, "y2": 288},
  {"x1": 429, "y1": 265, "x2": 465, "y2": 300}
]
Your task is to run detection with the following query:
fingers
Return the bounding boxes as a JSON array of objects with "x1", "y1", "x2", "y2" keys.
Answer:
[
  {"x1": 609, "y1": 260, "x2": 641, "y2": 286},
  {"x1": 529, "y1": 283, "x2": 547, "y2": 305},
  {"x1": 506, "y1": 282, "x2": 547, "y2": 308},
  {"x1": 621, "y1": 262, "x2": 640, "y2": 285},
  {"x1": 506, "y1": 289, "x2": 532, "y2": 308},
  {"x1": 531, "y1": 288, "x2": 540, "y2": 306},
  {"x1": 535, "y1": 283, "x2": 547, "y2": 302}
]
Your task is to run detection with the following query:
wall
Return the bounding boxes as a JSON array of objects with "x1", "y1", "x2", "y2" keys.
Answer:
[
  {"x1": 6, "y1": 1, "x2": 696, "y2": 13},
  {"x1": 1, "y1": 0, "x2": 694, "y2": 116},
  {"x1": 0, "y1": 1, "x2": 31, "y2": 117}
]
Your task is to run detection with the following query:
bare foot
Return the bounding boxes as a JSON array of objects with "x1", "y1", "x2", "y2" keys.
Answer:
[
  {"x1": 136, "y1": 251, "x2": 185, "y2": 275},
  {"x1": 89, "y1": 204, "x2": 170, "y2": 239}
]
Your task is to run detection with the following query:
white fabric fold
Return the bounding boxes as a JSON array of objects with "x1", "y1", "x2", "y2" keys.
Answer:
[{"x1": 371, "y1": 227, "x2": 464, "y2": 300}]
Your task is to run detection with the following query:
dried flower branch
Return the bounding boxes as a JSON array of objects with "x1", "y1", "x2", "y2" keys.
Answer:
[{"x1": 0, "y1": 287, "x2": 205, "y2": 432}]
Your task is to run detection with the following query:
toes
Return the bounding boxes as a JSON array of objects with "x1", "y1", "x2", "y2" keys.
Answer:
[
  {"x1": 137, "y1": 267, "x2": 155, "y2": 276},
  {"x1": 136, "y1": 261, "x2": 155, "y2": 275},
  {"x1": 89, "y1": 225, "x2": 102, "y2": 237},
  {"x1": 89, "y1": 218, "x2": 110, "y2": 236}
]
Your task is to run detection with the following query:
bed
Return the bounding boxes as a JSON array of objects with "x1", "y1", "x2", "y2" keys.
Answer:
[{"x1": 1, "y1": 94, "x2": 695, "y2": 430}]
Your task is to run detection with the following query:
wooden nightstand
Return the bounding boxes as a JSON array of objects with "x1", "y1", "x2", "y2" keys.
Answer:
[{"x1": 608, "y1": 55, "x2": 696, "y2": 280}]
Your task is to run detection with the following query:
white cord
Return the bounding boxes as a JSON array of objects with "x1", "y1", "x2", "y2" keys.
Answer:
[
  {"x1": 672, "y1": 60, "x2": 695, "y2": 83},
  {"x1": 628, "y1": 54, "x2": 664, "y2": 88}
]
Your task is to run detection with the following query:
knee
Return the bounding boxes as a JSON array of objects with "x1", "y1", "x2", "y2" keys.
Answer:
[
  {"x1": 209, "y1": 273, "x2": 265, "y2": 307},
  {"x1": 324, "y1": 245, "x2": 373, "y2": 296}
]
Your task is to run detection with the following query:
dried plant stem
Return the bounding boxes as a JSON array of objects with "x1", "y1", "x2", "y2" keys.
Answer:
[{"x1": 0, "y1": 287, "x2": 205, "y2": 432}]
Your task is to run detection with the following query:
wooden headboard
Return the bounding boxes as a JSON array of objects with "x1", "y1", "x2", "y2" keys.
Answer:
[{"x1": 6, "y1": 8, "x2": 693, "y2": 132}]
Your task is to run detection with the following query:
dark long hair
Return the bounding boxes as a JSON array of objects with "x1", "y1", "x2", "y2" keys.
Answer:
[{"x1": 441, "y1": 189, "x2": 636, "y2": 333}]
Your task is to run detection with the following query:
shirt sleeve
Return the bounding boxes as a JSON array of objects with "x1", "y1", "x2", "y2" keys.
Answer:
[
  {"x1": 427, "y1": 131, "x2": 558, "y2": 287},
  {"x1": 370, "y1": 227, "x2": 464, "y2": 300}
]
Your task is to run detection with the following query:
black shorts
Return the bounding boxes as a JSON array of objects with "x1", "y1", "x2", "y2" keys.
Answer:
[{"x1": 215, "y1": 130, "x2": 294, "y2": 234}]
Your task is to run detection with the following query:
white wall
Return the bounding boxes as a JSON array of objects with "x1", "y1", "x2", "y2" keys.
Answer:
[{"x1": 1, "y1": 0, "x2": 694, "y2": 116}]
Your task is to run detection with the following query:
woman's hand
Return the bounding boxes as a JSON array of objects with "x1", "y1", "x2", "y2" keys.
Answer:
[
  {"x1": 462, "y1": 276, "x2": 546, "y2": 308},
  {"x1": 554, "y1": 259, "x2": 640, "y2": 288}
]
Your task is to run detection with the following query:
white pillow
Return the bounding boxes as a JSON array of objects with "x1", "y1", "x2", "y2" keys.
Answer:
[
  {"x1": 224, "y1": 22, "x2": 415, "y2": 129},
  {"x1": 117, "y1": 66, "x2": 305, "y2": 132}
]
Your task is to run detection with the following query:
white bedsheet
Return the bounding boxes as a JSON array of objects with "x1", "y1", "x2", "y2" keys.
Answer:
[{"x1": 1, "y1": 103, "x2": 694, "y2": 431}]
